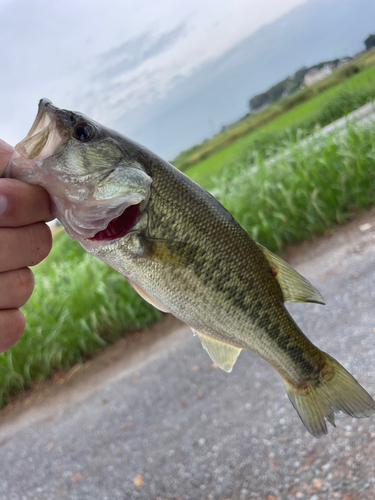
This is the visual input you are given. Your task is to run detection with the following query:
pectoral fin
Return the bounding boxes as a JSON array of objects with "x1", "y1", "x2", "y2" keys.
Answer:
[
  {"x1": 128, "y1": 280, "x2": 169, "y2": 313},
  {"x1": 192, "y1": 329, "x2": 242, "y2": 373},
  {"x1": 137, "y1": 236, "x2": 200, "y2": 267},
  {"x1": 256, "y1": 243, "x2": 324, "y2": 305}
]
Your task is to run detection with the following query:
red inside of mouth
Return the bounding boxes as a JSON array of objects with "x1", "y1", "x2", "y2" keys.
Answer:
[{"x1": 87, "y1": 203, "x2": 140, "y2": 241}]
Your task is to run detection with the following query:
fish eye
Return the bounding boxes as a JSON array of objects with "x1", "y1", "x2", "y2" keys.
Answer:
[{"x1": 73, "y1": 123, "x2": 95, "y2": 142}]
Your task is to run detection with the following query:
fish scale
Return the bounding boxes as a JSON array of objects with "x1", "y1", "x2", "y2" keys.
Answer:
[{"x1": 5, "y1": 98, "x2": 375, "y2": 437}]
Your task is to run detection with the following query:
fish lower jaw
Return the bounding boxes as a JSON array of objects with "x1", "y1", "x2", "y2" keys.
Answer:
[{"x1": 56, "y1": 199, "x2": 142, "y2": 242}]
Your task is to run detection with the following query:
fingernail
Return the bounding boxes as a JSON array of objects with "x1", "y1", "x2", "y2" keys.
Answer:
[{"x1": 0, "y1": 194, "x2": 7, "y2": 216}]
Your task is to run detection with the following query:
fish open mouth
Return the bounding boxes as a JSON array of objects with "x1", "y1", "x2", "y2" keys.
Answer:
[{"x1": 87, "y1": 203, "x2": 140, "y2": 241}]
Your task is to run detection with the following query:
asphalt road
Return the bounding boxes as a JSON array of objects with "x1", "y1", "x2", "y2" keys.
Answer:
[{"x1": 1, "y1": 209, "x2": 375, "y2": 500}]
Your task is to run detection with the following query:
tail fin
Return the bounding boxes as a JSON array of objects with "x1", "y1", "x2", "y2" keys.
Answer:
[{"x1": 284, "y1": 353, "x2": 375, "y2": 438}]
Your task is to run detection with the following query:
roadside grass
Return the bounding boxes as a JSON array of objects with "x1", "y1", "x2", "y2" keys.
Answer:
[
  {"x1": 210, "y1": 122, "x2": 375, "y2": 252},
  {"x1": 0, "y1": 234, "x2": 161, "y2": 407},
  {"x1": 178, "y1": 49, "x2": 375, "y2": 176}
]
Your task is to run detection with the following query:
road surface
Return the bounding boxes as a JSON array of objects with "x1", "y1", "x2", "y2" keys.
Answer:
[{"x1": 1, "y1": 209, "x2": 375, "y2": 500}]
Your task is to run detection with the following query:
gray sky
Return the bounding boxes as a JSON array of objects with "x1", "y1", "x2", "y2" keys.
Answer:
[{"x1": 0, "y1": 0, "x2": 305, "y2": 157}]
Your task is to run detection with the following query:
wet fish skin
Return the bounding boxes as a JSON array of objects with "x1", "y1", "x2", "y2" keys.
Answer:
[{"x1": 6, "y1": 99, "x2": 375, "y2": 437}]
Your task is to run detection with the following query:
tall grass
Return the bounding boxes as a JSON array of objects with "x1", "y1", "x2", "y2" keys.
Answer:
[
  {"x1": 210, "y1": 122, "x2": 375, "y2": 252},
  {"x1": 0, "y1": 235, "x2": 161, "y2": 406}
]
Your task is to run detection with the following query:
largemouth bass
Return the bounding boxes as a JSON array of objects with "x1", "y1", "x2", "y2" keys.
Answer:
[{"x1": 6, "y1": 99, "x2": 375, "y2": 437}]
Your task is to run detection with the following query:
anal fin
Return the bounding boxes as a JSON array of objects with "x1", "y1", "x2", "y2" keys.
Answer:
[
  {"x1": 192, "y1": 329, "x2": 242, "y2": 373},
  {"x1": 128, "y1": 280, "x2": 169, "y2": 313}
]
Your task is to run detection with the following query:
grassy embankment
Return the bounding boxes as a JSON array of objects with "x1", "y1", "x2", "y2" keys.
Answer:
[
  {"x1": 1, "y1": 51, "x2": 375, "y2": 407},
  {"x1": 174, "y1": 48, "x2": 375, "y2": 171},
  {"x1": 186, "y1": 60, "x2": 375, "y2": 189}
]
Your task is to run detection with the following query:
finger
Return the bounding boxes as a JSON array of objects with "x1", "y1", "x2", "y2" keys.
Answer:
[
  {"x1": 0, "y1": 268, "x2": 34, "y2": 309},
  {"x1": 0, "y1": 222, "x2": 52, "y2": 273},
  {"x1": 0, "y1": 139, "x2": 14, "y2": 176},
  {"x1": 0, "y1": 309, "x2": 25, "y2": 353},
  {"x1": 0, "y1": 178, "x2": 53, "y2": 226}
]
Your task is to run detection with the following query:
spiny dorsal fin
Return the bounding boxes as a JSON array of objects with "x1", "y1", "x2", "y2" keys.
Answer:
[
  {"x1": 192, "y1": 329, "x2": 242, "y2": 373},
  {"x1": 256, "y1": 243, "x2": 324, "y2": 305}
]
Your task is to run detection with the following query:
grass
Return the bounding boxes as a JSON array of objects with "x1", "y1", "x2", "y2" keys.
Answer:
[
  {"x1": 0, "y1": 234, "x2": 161, "y2": 406},
  {"x1": 186, "y1": 65, "x2": 375, "y2": 189},
  {"x1": 209, "y1": 122, "x2": 375, "y2": 252},
  {"x1": 176, "y1": 48, "x2": 375, "y2": 174}
]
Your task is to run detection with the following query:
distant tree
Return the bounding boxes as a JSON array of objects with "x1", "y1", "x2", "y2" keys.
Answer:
[
  {"x1": 249, "y1": 93, "x2": 270, "y2": 112},
  {"x1": 365, "y1": 34, "x2": 375, "y2": 50}
]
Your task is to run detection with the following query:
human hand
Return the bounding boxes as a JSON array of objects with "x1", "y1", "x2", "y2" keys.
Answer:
[{"x1": 0, "y1": 139, "x2": 53, "y2": 353}]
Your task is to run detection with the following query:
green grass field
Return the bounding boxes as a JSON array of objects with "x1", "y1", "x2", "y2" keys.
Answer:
[
  {"x1": 175, "y1": 48, "x2": 375, "y2": 170},
  {"x1": 186, "y1": 63, "x2": 375, "y2": 189}
]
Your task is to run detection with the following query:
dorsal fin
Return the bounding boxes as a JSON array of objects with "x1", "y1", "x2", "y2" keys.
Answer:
[
  {"x1": 192, "y1": 329, "x2": 242, "y2": 373},
  {"x1": 256, "y1": 243, "x2": 324, "y2": 305}
]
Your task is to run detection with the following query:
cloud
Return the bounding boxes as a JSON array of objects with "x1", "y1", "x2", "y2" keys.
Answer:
[
  {"x1": 96, "y1": 24, "x2": 187, "y2": 79},
  {"x1": 0, "y1": 0, "x2": 308, "y2": 150}
]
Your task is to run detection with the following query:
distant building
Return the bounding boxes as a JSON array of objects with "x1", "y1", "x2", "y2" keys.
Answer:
[
  {"x1": 337, "y1": 57, "x2": 352, "y2": 67},
  {"x1": 303, "y1": 68, "x2": 320, "y2": 86},
  {"x1": 304, "y1": 64, "x2": 334, "y2": 87}
]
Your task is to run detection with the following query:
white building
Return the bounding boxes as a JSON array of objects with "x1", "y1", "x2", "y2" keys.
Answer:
[{"x1": 304, "y1": 64, "x2": 334, "y2": 87}]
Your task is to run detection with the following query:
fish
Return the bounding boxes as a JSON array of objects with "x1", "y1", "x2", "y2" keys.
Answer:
[{"x1": 5, "y1": 99, "x2": 375, "y2": 437}]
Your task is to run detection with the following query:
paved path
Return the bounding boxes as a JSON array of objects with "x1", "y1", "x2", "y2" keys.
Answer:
[
  {"x1": 267, "y1": 100, "x2": 375, "y2": 169},
  {"x1": 1, "y1": 209, "x2": 375, "y2": 500},
  {"x1": 319, "y1": 100, "x2": 375, "y2": 134}
]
